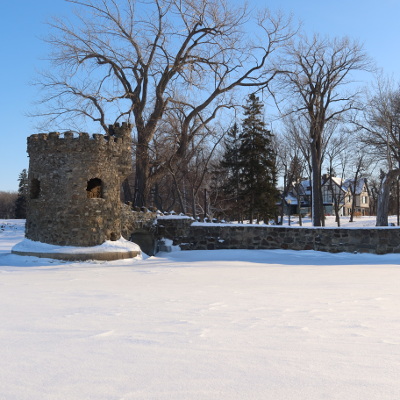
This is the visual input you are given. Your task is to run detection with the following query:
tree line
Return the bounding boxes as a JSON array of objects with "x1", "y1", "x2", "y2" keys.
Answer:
[
  {"x1": 28, "y1": 0, "x2": 400, "y2": 226},
  {"x1": 0, "y1": 170, "x2": 27, "y2": 219}
]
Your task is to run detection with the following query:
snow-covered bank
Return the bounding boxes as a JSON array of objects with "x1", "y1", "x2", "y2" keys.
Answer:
[
  {"x1": 0, "y1": 219, "x2": 400, "y2": 399},
  {"x1": 282, "y1": 214, "x2": 399, "y2": 228},
  {"x1": 192, "y1": 215, "x2": 399, "y2": 228}
]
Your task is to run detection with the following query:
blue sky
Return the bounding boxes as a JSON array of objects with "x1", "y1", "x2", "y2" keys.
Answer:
[{"x1": 1, "y1": 0, "x2": 400, "y2": 192}]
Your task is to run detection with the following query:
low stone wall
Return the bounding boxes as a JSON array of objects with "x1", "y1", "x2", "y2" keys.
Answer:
[
  {"x1": 121, "y1": 206, "x2": 158, "y2": 255},
  {"x1": 155, "y1": 217, "x2": 400, "y2": 254},
  {"x1": 121, "y1": 206, "x2": 157, "y2": 238}
]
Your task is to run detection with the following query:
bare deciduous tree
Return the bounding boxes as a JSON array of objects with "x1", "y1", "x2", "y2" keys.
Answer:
[
  {"x1": 347, "y1": 154, "x2": 366, "y2": 222},
  {"x1": 325, "y1": 131, "x2": 350, "y2": 226},
  {"x1": 279, "y1": 113, "x2": 338, "y2": 224},
  {"x1": 0, "y1": 192, "x2": 18, "y2": 219},
  {"x1": 275, "y1": 125, "x2": 308, "y2": 225},
  {"x1": 355, "y1": 77, "x2": 400, "y2": 225},
  {"x1": 279, "y1": 115, "x2": 313, "y2": 179},
  {"x1": 277, "y1": 34, "x2": 371, "y2": 226},
  {"x1": 34, "y1": 0, "x2": 294, "y2": 207}
]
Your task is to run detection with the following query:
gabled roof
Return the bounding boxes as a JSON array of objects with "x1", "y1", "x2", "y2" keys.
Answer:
[
  {"x1": 342, "y1": 178, "x2": 367, "y2": 195},
  {"x1": 321, "y1": 176, "x2": 347, "y2": 193},
  {"x1": 284, "y1": 193, "x2": 298, "y2": 205},
  {"x1": 297, "y1": 176, "x2": 368, "y2": 196},
  {"x1": 298, "y1": 180, "x2": 311, "y2": 196},
  {"x1": 331, "y1": 176, "x2": 343, "y2": 187}
]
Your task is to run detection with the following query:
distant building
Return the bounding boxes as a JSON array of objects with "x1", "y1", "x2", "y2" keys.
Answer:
[
  {"x1": 341, "y1": 178, "x2": 370, "y2": 216},
  {"x1": 285, "y1": 176, "x2": 370, "y2": 217}
]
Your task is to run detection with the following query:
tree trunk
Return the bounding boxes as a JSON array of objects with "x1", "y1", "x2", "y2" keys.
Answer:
[
  {"x1": 332, "y1": 189, "x2": 341, "y2": 227},
  {"x1": 122, "y1": 178, "x2": 133, "y2": 203},
  {"x1": 249, "y1": 192, "x2": 254, "y2": 224},
  {"x1": 134, "y1": 142, "x2": 151, "y2": 208},
  {"x1": 349, "y1": 191, "x2": 356, "y2": 222},
  {"x1": 349, "y1": 174, "x2": 360, "y2": 223},
  {"x1": 204, "y1": 188, "x2": 208, "y2": 221},
  {"x1": 376, "y1": 169, "x2": 400, "y2": 226},
  {"x1": 170, "y1": 171, "x2": 186, "y2": 214},
  {"x1": 310, "y1": 148, "x2": 323, "y2": 226},
  {"x1": 334, "y1": 203, "x2": 341, "y2": 227},
  {"x1": 279, "y1": 194, "x2": 285, "y2": 225},
  {"x1": 153, "y1": 183, "x2": 163, "y2": 211},
  {"x1": 191, "y1": 189, "x2": 197, "y2": 219},
  {"x1": 320, "y1": 195, "x2": 325, "y2": 226},
  {"x1": 296, "y1": 192, "x2": 303, "y2": 226}
]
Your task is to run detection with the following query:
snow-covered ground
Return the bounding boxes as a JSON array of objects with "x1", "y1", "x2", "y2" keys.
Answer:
[
  {"x1": 283, "y1": 214, "x2": 398, "y2": 228},
  {"x1": 1, "y1": 219, "x2": 400, "y2": 400},
  {"x1": 190, "y1": 214, "x2": 399, "y2": 228}
]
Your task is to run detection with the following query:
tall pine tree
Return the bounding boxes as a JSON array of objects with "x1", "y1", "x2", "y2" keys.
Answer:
[
  {"x1": 15, "y1": 169, "x2": 28, "y2": 219},
  {"x1": 238, "y1": 94, "x2": 278, "y2": 223},
  {"x1": 219, "y1": 123, "x2": 243, "y2": 221}
]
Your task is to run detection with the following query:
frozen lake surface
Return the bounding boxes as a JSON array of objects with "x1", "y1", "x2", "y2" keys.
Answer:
[{"x1": 1, "y1": 219, "x2": 400, "y2": 399}]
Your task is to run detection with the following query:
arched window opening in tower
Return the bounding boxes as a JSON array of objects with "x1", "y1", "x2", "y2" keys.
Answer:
[
  {"x1": 87, "y1": 178, "x2": 103, "y2": 198},
  {"x1": 30, "y1": 178, "x2": 41, "y2": 199}
]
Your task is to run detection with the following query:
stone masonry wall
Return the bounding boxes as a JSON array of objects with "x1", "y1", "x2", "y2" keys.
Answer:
[
  {"x1": 155, "y1": 217, "x2": 400, "y2": 254},
  {"x1": 120, "y1": 207, "x2": 157, "y2": 239},
  {"x1": 120, "y1": 207, "x2": 158, "y2": 255}
]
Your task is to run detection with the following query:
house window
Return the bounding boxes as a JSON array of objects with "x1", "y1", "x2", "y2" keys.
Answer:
[
  {"x1": 362, "y1": 196, "x2": 368, "y2": 204},
  {"x1": 30, "y1": 178, "x2": 41, "y2": 199},
  {"x1": 87, "y1": 178, "x2": 103, "y2": 198}
]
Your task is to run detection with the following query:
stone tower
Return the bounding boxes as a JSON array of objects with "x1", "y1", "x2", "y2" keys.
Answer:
[{"x1": 25, "y1": 122, "x2": 133, "y2": 247}]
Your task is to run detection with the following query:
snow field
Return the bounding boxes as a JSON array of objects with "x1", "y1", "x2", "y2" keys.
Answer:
[{"x1": 1, "y1": 220, "x2": 400, "y2": 399}]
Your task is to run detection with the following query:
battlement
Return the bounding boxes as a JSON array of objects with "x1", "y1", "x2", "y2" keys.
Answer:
[{"x1": 27, "y1": 122, "x2": 133, "y2": 156}]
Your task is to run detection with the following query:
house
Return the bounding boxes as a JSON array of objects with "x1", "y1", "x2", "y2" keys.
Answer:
[
  {"x1": 286, "y1": 176, "x2": 370, "y2": 217},
  {"x1": 281, "y1": 192, "x2": 300, "y2": 216},
  {"x1": 341, "y1": 178, "x2": 370, "y2": 216},
  {"x1": 321, "y1": 175, "x2": 347, "y2": 216},
  {"x1": 321, "y1": 175, "x2": 370, "y2": 216},
  {"x1": 283, "y1": 180, "x2": 311, "y2": 216}
]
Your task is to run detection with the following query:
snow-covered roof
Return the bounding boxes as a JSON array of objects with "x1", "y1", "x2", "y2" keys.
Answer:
[
  {"x1": 342, "y1": 178, "x2": 367, "y2": 195},
  {"x1": 321, "y1": 176, "x2": 347, "y2": 193},
  {"x1": 299, "y1": 177, "x2": 367, "y2": 196},
  {"x1": 285, "y1": 193, "x2": 298, "y2": 205},
  {"x1": 331, "y1": 176, "x2": 343, "y2": 187},
  {"x1": 298, "y1": 180, "x2": 311, "y2": 195}
]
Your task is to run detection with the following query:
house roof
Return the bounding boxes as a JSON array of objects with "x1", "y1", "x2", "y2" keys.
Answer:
[
  {"x1": 321, "y1": 176, "x2": 347, "y2": 193},
  {"x1": 342, "y1": 178, "x2": 367, "y2": 195},
  {"x1": 330, "y1": 176, "x2": 343, "y2": 187},
  {"x1": 297, "y1": 177, "x2": 367, "y2": 196},
  {"x1": 299, "y1": 180, "x2": 311, "y2": 195},
  {"x1": 284, "y1": 193, "x2": 298, "y2": 205}
]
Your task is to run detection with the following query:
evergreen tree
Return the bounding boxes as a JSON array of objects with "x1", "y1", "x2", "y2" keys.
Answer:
[
  {"x1": 238, "y1": 94, "x2": 278, "y2": 223},
  {"x1": 218, "y1": 123, "x2": 243, "y2": 221},
  {"x1": 15, "y1": 169, "x2": 28, "y2": 219}
]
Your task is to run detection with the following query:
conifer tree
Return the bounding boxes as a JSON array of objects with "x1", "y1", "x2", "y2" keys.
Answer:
[
  {"x1": 238, "y1": 94, "x2": 278, "y2": 223},
  {"x1": 219, "y1": 123, "x2": 243, "y2": 221},
  {"x1": 15, "y1": 169, "x2": 28, "y2": 219}
]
